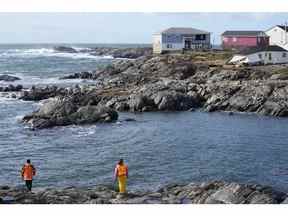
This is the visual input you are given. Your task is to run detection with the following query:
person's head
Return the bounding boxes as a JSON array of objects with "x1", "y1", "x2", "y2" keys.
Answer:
[
  {"x1": 27, "y1": 159, "x2": 31, "y2": 164},
  {"x1": 118, "y1": 159, "x2": 124, "y2": 165}
]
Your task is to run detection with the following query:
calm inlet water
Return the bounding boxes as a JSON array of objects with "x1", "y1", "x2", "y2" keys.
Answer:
[{"x1": 1, "y1": 44, "x2": 288, "y2": 192}]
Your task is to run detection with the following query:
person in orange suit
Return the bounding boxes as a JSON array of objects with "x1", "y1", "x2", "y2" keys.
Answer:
[
  {"x1": 21, "y1": 159, "x2": 36, "y2": 191},
  {"x1": 114, "y1": 159, "x2": 128, "y2": 193}
]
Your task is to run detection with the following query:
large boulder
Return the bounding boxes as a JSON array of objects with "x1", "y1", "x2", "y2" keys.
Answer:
[
  {"x1": 153, "y1": 91, "x2": 199, "y2": 111},
  {"x1": 128, "y1": 94, "x2": 156, "y2": 112},
  {"x1": 257, "y1": 85, "x2": 288, "y2": 117},
  {"x1": 72, "y1": 105, "x2": 118, "y2": 124},
  {"x1": 22, "y1": 97, "x2": 118, "y2": 129},
  {"x1": 20, "y1": 86, "x2": 68, "y2": 101}
]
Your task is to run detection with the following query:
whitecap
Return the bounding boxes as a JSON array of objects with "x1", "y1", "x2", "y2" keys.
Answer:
[{"x1": 0, "y1": 47, "x2": 114, "y2": 60}]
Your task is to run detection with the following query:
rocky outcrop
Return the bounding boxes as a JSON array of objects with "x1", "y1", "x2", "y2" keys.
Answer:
[
  {"x1": 0, "y1": 75, "x2": 21, "y2": 82},
  {"x1": 18, "y1": 52, "x2": 288, "y2": 118},
  {"x1": 22, "y1": 93, "x2": 118, "y2": 129},
  {"x1": 0, "y1": 181, "x2": 286, "y2": 204},
  {"x1": 0, "y1": 84, "x2": 23, "y2": 92},
  {"x1": 19, "y1": 86, "x2": 70, "y2": 101},
  {"x1": 60, "y1": 71, "x2": 94, "y2": 80},
  {"x1": 53, "y1": 46, "x2": 152, "y2": 59},
  {"x1": 53, "y1": 46, "x2": 78, "y2": 53}
]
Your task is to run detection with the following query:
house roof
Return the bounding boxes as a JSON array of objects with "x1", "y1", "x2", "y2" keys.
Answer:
[
  {"x1": 239, "y1": 45, "x2": 288, "y2": 55},
  {"x1": 276, "y1": 25, "x2": 288, "y2": 32},
  {"x1": 222, "y1": 30, "x2": 267, "y2": 37},
  {"x1": 157, "y1": 27, "x2": 210, "y2": 35}
]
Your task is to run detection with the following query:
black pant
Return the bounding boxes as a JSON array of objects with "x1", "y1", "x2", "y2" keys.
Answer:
[{"x1": 25, "y1": 180, "x2": 33, "y2": 191}]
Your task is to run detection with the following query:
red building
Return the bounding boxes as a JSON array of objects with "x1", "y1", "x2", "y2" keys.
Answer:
[{"x1": 221, "y1": 31, "x2": 269, "y2": 50}]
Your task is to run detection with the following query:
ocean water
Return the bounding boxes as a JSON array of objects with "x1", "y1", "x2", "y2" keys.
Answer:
[{"x1": 1, "y1": 44, "x2": 288, "y2": 192}]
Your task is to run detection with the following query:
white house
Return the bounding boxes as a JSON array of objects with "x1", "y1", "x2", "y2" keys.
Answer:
[
  {"x1": 266, "y1": 25, "x2": 288, "y2": 49},
  {"x1": 153, "y1": 27, "x2": 211, "y2": 54},
  {"x1": 229, "y1": 45, "x2": 288, "y2": 65}
]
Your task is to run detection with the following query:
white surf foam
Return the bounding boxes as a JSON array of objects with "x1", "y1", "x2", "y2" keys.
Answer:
[
  {"x1": 1, "y1": 73, "x2": 93, "y2": 87},
  {"x1": 68, "y1": 125, "x2": 98, "y2": 137},
  {"x1": 0, "y1": 48, "x2": 114, "y2": 60}
]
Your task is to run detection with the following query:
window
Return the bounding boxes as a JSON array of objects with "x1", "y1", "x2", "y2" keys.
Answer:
[
  {"x1": 166, "y1": 44, "x2": 172, "y2": 49},
  {"x1": 283, "y1": 52, "x2": 287, "y2": 58},
  {"x1": 258, "y1": 54, "x2": 262, "y2": 59},
  {"x1": 195, "y1": 34, "x2": 206, "y2": 41}
]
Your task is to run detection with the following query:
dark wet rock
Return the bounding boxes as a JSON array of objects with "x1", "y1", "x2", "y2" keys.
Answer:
[
  {"x1": 0, "y1": 186, "x2": 10, "y2": 190},
  {"x1": 153, "y1": 91, "x2": 199, "y2": 111},
  {"x1": 0, "y1": 74, "x2": 21, "y2": 82},
  {"x1": 20, "y1": 86, "x2": 68, "y2": 101},
  {"x1": 60, "y1": 71, "x2": 93, "y2": 80},
  {"x1": 123, "y1": 118, "x2": 136, "y2": 122},
  {"x1": 128, "y1": 94, "x2": 156, "y2": 112},
  {"x1": 53, "y1": 46, "x2": 78, "y2": 53},
  {"x1": 0, "y1": 84, "x2": 23, "y2": 92},
  {"x1": 22, "y1": 96, "x2": 118, "y2": 129}
]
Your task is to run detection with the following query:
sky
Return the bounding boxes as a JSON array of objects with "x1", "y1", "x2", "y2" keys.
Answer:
[{"x1": 0, "y1": 13, "x2": 287, "y2": 44}]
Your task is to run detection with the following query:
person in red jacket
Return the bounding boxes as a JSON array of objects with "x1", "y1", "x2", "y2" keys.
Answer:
[{"x1": 21, "y1": 159, "x2": 36, "y2": 191}]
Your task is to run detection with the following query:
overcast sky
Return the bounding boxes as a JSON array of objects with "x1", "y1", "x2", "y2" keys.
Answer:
[{"x1": 0, "y1": 13, "x2": 287, "y2": 44}]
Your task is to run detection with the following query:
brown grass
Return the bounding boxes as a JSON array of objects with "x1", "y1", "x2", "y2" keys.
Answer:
[{"x1": 272, "y1": 67, "x2": 288, "y2": 75}]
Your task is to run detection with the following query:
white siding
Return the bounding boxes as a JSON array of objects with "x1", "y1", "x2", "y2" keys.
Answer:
[
  {"x1": 161, "y1": 42, "x2": 183, "y2": 51},
  {"x1": 230, "y1": 51, "x2": 288, "y2": 65},
  {"x1": 259, "y1": 51, "x2": 288, "y2": 64},
  {"x1": 266, "y1": 26, "x2": 288, "y2": 46}
]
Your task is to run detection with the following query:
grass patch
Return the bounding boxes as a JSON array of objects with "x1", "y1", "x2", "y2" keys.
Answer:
[
  {"x1": 189, "y1": 51, "x2": 234, "y2": 61},
  {"x1": 272, "y1": 67, "x2": 288, "y2": 75}
]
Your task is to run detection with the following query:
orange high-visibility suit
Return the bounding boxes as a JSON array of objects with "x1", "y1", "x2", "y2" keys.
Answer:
[
  {"x1": 21, "y1": 163, "x2": 36, "y2": 180},
  {"x1": 114, "y1": 164, "x2": 128, "y2": 193}
]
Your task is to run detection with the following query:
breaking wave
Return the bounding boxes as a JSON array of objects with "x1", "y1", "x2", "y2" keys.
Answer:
[
  {"x1": 0, "y1": 73, "x2": 92, "y2": 87},
  {"x1": 0, "y1": 48, "x2": 113, "y2": 60}
]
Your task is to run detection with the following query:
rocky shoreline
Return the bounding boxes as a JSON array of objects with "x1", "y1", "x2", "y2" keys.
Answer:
[
  {"x1": 14, "y1": 51, "x2": 288, "y2": 129},
  {"x1": 1, "y1": 50, "x2": 288, "y2": 129},
  {"x1": 1, "y1": 181, "x2": 288, "y2": 204}
]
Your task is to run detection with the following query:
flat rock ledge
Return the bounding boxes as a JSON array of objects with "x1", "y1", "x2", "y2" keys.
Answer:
[{"x1": 0, "y1": 181, "x2": 287, "y2": 204}]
